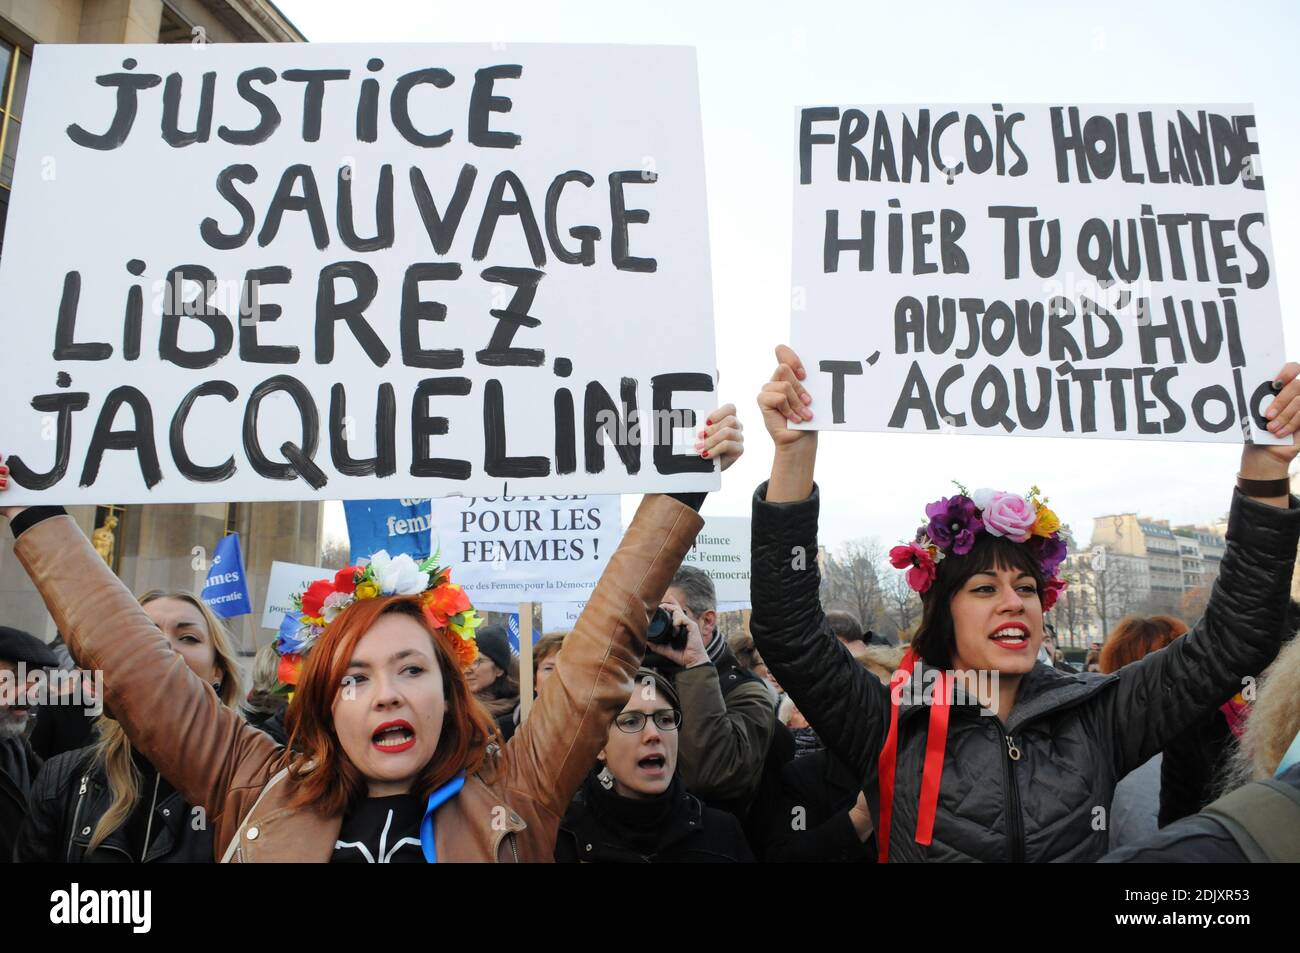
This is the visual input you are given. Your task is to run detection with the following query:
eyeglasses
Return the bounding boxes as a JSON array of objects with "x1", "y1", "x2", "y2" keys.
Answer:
[{"x1": 613, "y1": 709, "x2": 682, "y2": 733}]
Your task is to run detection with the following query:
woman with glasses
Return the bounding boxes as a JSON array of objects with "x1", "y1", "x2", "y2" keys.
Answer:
[{"x1": 555, "y1": 668, "x2": 754, "y2": 862}]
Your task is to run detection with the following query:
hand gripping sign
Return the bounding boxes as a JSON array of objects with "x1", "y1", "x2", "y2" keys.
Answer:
[{"x1": 790, "y1": 103, "x2": 1287, "y2": 446}]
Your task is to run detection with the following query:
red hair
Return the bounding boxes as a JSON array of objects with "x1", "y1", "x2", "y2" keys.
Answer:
[
  {"x1": 1099, "y1": 615, "x2": 1189, "y2": 674},
  {"x1": 282, "y1": 594, "x2": 500, "y2": 815}
]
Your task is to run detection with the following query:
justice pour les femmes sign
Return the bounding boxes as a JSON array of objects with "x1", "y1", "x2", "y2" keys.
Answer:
[{"x1": 0, "y1": 43, "x2": 720, "y2": 504}]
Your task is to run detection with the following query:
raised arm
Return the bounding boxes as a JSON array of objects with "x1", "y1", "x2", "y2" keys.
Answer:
[
  {"x1": 1094, "y1": 365, "x2": 1300, "y2": 776},
  {"x1": 499, "y1": 401, "x2": 741, "y2": 816},
  {"x1": 501, "y1": 493, "x2": 703, "y2": 815},
  {"x1": 750, "y1": 346, "x2": 891, "y2": 781},
  {"x1": 5, "y1": 507, "x2": 282, "y2": 826}
]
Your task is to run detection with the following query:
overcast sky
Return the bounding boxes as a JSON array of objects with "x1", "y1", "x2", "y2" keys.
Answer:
[{"x1": 277, "y1": 0, "x2": 1300, "y2": 555}]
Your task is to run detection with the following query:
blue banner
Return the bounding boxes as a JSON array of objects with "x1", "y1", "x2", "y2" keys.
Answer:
[
  {"x1": 342, "y1": 499, "x2": 433, "y2": 564},
  {"x1": 202, "y1": 533, "x2": 252, "y2": 618},
  {"x1": 506, "y1": 613, "x2": 541, "y2": 655}
]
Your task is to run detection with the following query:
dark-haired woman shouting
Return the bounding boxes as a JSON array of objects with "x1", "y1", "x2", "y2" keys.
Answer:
[{"x1": 749, "y1": 346, "x2": 1300, "y2": 862}]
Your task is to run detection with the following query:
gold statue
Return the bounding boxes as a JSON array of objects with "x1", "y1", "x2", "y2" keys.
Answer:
[{"x1": 92, "y1": 514, "x2": 118, "y2": 565}]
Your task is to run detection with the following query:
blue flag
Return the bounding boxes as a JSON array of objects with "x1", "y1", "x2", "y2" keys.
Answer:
[
  {"x1": 202, "y1": 533, "x2": 252, "y2": 618},
  {"x1": 506, "y1": 613, "x2": 540, "y2": 654},
  {"x1": 342, "y1": 499, "x2": 433, "y2": 563}
]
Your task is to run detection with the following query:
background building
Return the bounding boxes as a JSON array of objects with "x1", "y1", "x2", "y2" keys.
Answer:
[{"x1": 0, "y1": 0, "x2": 310, "y2": 655}]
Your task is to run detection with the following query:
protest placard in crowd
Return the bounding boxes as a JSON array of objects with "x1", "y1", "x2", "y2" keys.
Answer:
[
  {"x1": 790, "y1": 104, "x2": 1285, "y2": 444},
  {"x1": 433, "y1": 494, "x2": 621, "y2": 603},
  {"x1": 261, "y1": 559, "x2": 327, "y2": 629},
  {"x1": 680, "y1": 516, "x2": 751, "y2": 606},
  {"x1": 342, "y1": 498, "x2": 432, "y2": 562},
  {"x1": 0, "y1": 43, "x2": 719, "y2": 505},
  {"x1": 541, "y1": 601, "x2": 586, "y2": 632},
  {"x1": 201, "y1": 533, "x2": 252, "y2": 618}
]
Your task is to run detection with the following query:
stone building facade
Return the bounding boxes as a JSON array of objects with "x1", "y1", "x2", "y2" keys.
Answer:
[{"x1": 0, "y1": 0, "x2": 312, "y2": 654}]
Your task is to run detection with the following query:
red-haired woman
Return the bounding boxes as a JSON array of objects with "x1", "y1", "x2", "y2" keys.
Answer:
[
  {"x1": 750, "y1": 345, "x2": 1300, "y2": 862},
  {"x1": 1098, "y1": 615, "x2": 1189, "y2": 850},
  {"x1": 0, "y1": 404, "x2": 743, "y2": 862}
]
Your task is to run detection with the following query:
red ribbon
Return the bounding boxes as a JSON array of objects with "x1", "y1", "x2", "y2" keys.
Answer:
[{"x1": 876, "y1": 648, "x2": 951, "y2": 862}]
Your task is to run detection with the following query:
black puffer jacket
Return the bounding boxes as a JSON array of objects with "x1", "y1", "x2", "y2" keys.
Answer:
[
  {"x1": 13, "y1": 745, "x2": 214, "y2": 863},
  {"x1": 750, "y1": 482, "x2": 1300, "y2": 863}
]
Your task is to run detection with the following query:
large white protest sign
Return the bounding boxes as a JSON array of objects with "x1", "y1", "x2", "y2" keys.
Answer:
[
  {"x1": 0, "y1": 44, "x2": 719, "y2": 505},
  {"x1": 679, "y1": 516, "x2": 751, "y2": 605},
  {"x1": 261, "y1": 559, "x2": 328, "y2": 630},
  {"x1": 791, "y1": 104, "x2": 1286, "y2": 444},
  {"x1": 433, "y1": 494, "x2": 621, "y2": 602}
]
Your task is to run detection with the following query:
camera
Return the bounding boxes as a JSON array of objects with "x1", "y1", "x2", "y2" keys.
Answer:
[{"x1": 646, "y1": 607, "x2": 689, "y2": 651}]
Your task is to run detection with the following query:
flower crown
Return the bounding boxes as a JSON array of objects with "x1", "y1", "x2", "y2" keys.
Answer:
[
  {"x1": 888, "y1": 484, "x2": 1069, "y2": 611},
  {"x1": 273, "y1": 550, "x2": 482, "y2": 692}
]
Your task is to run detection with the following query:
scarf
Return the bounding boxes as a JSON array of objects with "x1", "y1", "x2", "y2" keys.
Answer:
[{"x1": 419, "y1": 772, "x2": 467, "y2": 863}]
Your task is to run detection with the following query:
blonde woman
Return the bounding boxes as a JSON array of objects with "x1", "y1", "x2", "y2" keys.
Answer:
[
  {"x1": 13, "y1": 590, "x2": 243, "y2": 863},
  {"x1": 243, "y1": 640, "x2": 289, "y2": 745}
]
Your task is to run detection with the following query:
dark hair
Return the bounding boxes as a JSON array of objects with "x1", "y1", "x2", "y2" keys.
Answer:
[
  {"x1": 910, "y1": 533, "x2": 1046, "y2": 668},
  {"x1": 1099, "y1": 615, "x2": 1187, "y2": 673},
  {"x1": 533, "y1": 630, "x2": 567, "y2": 677},
  {"x1": 825, "y1": 610, "x2": 864, "y2": 644}
]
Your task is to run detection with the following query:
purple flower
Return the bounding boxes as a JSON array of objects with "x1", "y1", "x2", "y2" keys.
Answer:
[
  {"x1": 1029, "y1": 534, "x2": 1068, "y2": 577},
  {"x1": 924, "y1": 495, "x2": 984, "y2": 555}
]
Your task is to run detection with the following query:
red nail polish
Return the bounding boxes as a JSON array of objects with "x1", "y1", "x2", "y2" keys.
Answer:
[
  {"x1": 701, "y1": 450, "x2": 709, "y2": 458},
  {"x1": 706, "y1": 418, "x2": 713, "y2": 425}
]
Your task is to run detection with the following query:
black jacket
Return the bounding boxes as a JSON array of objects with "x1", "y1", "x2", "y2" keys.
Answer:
[
  {"x1": 1102, "y1": 763, "x2": 1300, "y2": 862},
  {"x1": 28, "y1": 701, "x2": 97, "y2": 762},
  {"x1": 555, "y1": 770, "x2": 754, "y2": 863},
  {"x1": 1158, "y1": 709, "x2": 1232, "y2": 827},
  {"x1": 750, "y1": 483, "x2": 1300, "y2": 863},
  {"x1": 758, "y1": 747, "x2": 874, "y2": 862},
  {"x1": 13, "y1": 745, "x2": 215, "y2": 863},
  {"x1": 0, "y1": 735, "x2": 41, "y2": 863}
]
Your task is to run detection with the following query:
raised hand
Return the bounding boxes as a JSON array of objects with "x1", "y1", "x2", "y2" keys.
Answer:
[
  {"x1": 696, "y1": 402, "x2": 744, "y2": 471},
  {"x1": 1241, "y1": 363, "x2": 1300, "y2": 506},
  {"x1": 0, "y1": 457, "x2": 23, "y2": 522},
  {"x1": 757, "y1": 345, "x2": 815, "y2": 448},
  {"x1": 758, "y1": 346, "x2": 818, "y2": 503}
]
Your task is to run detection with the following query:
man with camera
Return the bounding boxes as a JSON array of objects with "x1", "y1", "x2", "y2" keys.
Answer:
[{"x1": 644, "y1": 566, "x2": 778, "y2": 815}]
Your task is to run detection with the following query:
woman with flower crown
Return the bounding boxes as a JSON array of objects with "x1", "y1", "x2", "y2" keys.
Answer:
[
  {"x1": 750, "y1": 345, "x2": 1300, "y2": 862},
  {"x1": 0, "y1": 403, "x2": 743, "y2": 863}
]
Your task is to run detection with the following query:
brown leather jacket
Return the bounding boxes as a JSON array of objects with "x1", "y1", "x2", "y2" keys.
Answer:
[{"x1": 14, "y1": 495, "x2": 702, "y2": 862}]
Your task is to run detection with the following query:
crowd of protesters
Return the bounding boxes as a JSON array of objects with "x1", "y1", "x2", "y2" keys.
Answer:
[{"x1": 2, "y1": 356, "x2": 1300, "y2": 864}]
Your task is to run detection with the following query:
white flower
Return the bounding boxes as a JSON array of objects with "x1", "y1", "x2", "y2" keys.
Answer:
[
  {"x1": 367, "y1": 550, "x2": 430, "y2": 596},
  {"x1": 971, "y1": 487, "x2": 997, "y2": 511}
]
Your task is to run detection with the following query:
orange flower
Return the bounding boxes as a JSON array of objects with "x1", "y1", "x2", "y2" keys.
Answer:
[
  {"x1": 442, "y1": 630, "x2": 478, "y2": 670},
  {"x1": 277, "y1": 653, "x2": 304, "y2": 687},
  {"x1": 422, "y1": 582, "x2": 472, "y2": 629}
]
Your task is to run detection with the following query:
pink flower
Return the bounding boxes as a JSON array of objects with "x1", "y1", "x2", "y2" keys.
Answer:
[
  {"x1": 890, "y1": 543, "x2": 937, "y2": 593},
  {"x1": 972, "y1": 489, "x2": 1037, "y2": 543},
  {"x1": 1041, "y1": 576, "x2": 1068, "y2": 612}
]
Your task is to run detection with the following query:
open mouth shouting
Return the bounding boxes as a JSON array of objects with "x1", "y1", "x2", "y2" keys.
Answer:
[
  {"x1": 989, "y1": 621, "x2": 1031, "y2": 651},
  {"x1": 371, "y1": 719, "x2": 416, "y2": 754},
  {"x1": 636, "y1": 752, "x2": 668, "y2": 777}
]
